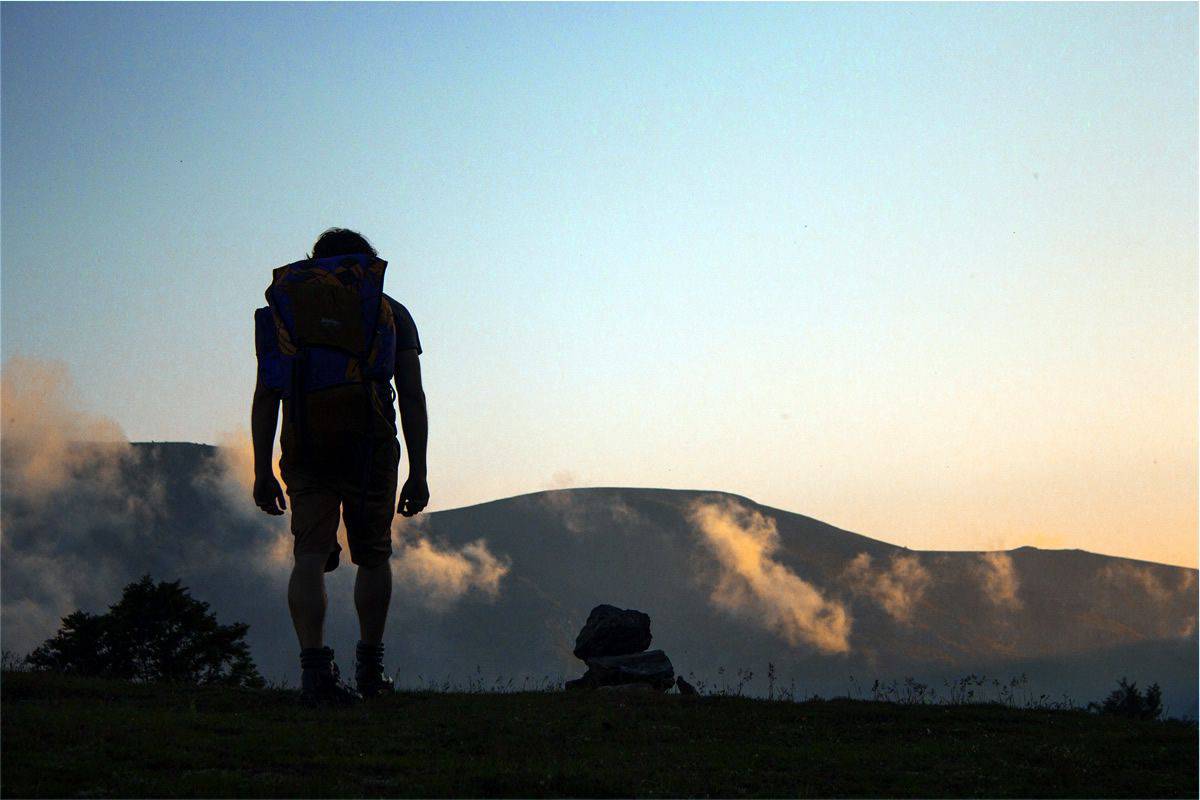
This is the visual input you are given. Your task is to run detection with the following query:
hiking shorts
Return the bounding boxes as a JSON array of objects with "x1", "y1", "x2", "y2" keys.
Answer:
[{"x1": 280, "y1": 438, "x2": 400, "y2": 572}]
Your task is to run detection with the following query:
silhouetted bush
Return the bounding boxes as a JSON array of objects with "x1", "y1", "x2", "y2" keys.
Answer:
[
  {"x1": 26, "y1": 575, "x2": 262, "y2": 688},
  {"x1": 1, "y1": 650, "x2": 30, "y2": 672},
  {"x1": 1088, "y1": 677, "x2": 1163, "y2": 720}
]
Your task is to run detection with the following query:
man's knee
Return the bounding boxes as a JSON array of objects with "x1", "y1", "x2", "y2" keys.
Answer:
[
  {"x1": 349, "y1": 548, "x2": 392, "y2": 570},
  {"x1": 292, "y1": 552, "x2": 330, "y2": 573}
]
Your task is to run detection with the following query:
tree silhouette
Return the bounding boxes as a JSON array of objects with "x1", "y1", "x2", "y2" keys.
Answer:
[
  {"x1": 1089, "y1": 677, "x2": 1163, "y2": 720},
  {"x1": 27, "y1": 575, "x2": 263, "y2": 688}
]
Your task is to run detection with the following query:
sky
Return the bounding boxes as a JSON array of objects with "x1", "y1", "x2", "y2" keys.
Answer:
[{"x1": 2, "y1": 3, "x2": 1196, "y2": 568}]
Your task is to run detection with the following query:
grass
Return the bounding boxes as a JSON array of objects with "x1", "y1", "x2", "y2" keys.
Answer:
[{"x1": 2, "y1": 670, "x2": 1196, "y2": 798}]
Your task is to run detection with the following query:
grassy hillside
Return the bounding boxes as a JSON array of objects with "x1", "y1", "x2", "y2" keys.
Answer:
[{"x1": 1, "y1": 671, "x2": 1195, "y2": 798}]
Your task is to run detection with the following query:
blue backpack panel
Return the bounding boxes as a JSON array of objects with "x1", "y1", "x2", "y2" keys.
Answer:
[{"x1": 255, "y1": 254, "x2": 397, "y2": 460}]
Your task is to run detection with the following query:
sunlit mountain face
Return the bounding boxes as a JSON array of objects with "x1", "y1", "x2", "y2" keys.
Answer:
[{"x1": 2, "y1": 443, "x2": 1196, "y2": 715}]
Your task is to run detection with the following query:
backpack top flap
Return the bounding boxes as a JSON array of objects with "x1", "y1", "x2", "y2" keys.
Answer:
[
  {"x1": 261, "y1": 254, "x2": 395, "y2": 397},
  {"x1": 265, "y1": 254, "x2": 387, "y2": 355}
]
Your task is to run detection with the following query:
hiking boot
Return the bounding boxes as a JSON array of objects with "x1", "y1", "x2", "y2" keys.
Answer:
[
  {"x1": 299, "y1": 647, "x2": 361, "y2": 708},
  {"x1": 355, "y1": 640, "x2": 395, "y2": 699},
  {"x1": 357, "y1": 670, "x2": 395, "y2": 699}
]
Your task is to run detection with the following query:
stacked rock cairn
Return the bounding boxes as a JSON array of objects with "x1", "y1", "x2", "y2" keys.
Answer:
[{"x1": 565, "y1": 604, "x2": 696, "y2": 694}]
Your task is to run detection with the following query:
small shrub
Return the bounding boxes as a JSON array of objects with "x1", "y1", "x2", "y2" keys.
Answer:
[
  {"x1": 1, "y1": 650, "x2": 29, "y2": 672},
  {"x1": 26, "y1": 575, "x2": 262, "y2": 688},
  {"x1": 944, "y1": 674, "x2": 986, "y2": 704},
  {"x1": 870, "y1": 678, "x2": 936, "y2": 705},
  {"x1": 1089, "y1": 677, "x2": 1163, "y2": 720}
]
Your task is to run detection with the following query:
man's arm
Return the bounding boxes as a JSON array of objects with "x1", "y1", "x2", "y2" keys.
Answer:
[
  {"x1": 251, "y1": 379, "x2": 287, "y2": 515},
  {"x1": 395, "y1": 348, "x2": 429, "y2": 517}
]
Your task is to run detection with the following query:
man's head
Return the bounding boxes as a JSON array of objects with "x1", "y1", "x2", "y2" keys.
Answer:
[{"x1": 309, "y1": 228, "x2": 378, "y2": 260}]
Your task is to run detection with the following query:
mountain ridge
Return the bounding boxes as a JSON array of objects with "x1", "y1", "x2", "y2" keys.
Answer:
[
  {"x1": 3, "y1": 440, "x2": 1193, "y2": 714},
  {"x1": 128, "y1": 442, "x2": 1196, "y2": 570}
]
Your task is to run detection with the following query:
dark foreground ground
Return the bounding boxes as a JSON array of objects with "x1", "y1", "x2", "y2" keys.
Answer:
[{"x1": 1, "y1": 671, "x2": 1196, "y2": 798}]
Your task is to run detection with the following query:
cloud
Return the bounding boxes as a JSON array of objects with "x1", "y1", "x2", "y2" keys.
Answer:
[
  {"x1": 544, "y1": 470, "x2": 577, "y2": 490},
  {"x1": 1096, "y1": 564, "x2": 1199, "y2": 639},
  {"x1": 391, "y1": 519, "x2": 510, "y2": 610},
  {"x1": 688, "y1": 498, "x2": 851, "y2": 654},
  {"x1": 1181, "y1": 572, "x2": 1197, "y2": 593},
  {"x1": 1098, "y1": 563, "x2": 1173, "y2": 605},
  {"x1": 206, "y1": 429, "x2": 273, "y2": 497},
  {"x1": 843, "y1": 552, "x2": 931, "y2": 624},
  {"x1": 538, "y1": 488, "x2": 641, "y2": 535},
  {"x1": 206, "y1": 425, "x2": 512, "y2": 606},
  {"x1": 0, "y1": 357, "x2": 515, "y2": 683},
  {"x1": 193, "y1": 428, "x2": 291, "y2": 567},
  {"x1": 0, "y1": 357, "x2": 128, "y2": 497},
  {"x1": 196, "y1": 426, "x2": 514, "y2": 606},
  {"x1": 1, "y1": 358, "x2": 164, "y2": 655},
  {"x1": 976, "y1": 552, "x2": 1022, "y2": 610},
  {"x1": 0, "y1": 363, "x2": 278, "y2": 656}
]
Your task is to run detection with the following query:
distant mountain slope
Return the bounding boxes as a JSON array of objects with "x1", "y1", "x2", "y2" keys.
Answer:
[
  {"x1": 410, "y1": 486, "x2": 1197, "y2": 711},
  {"x1": 2, "y1": 443, "x2": 1195, "y2": 714}
]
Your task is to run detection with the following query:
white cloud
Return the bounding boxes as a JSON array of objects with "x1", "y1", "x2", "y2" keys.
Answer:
[
  {"x1": 391, "y1": 517, "x2": 510, "y2": 610},
  {"x1": 688, "y1": 498, "x2": 851, "y2": 654},
  {"x1": 976, "y1": 552, "x2": 1022, "y2": 610},
  {"x1": 1099, "y1": 563, "x2": 1173, "y2": 605},
  {"x1": 539, "y1": 489, "x2": 641, "y2": 535},
  {"x1": 843, "y1": 552, "x2": 931, "y2": 623}
]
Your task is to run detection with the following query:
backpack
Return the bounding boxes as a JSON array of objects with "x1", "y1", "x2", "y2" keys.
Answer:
[{"x1": 255, "y1": 254, "x2": 397, "y2": 465}]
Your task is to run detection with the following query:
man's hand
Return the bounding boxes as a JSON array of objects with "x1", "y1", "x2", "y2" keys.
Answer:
[
  {"x1": 398, "y1": 474, "x2": 429, "y2": 517},
  {"x1": 254, "y1": 473, "x2": 287, "y2": 515},
  {"x1": 251, "y1": 378, "x2": 284, "y2": 516}
]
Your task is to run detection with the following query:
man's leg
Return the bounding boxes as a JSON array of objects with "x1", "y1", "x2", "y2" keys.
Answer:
[
  {"x1": 354, "y1": 560, "x2": 392, "y2": 644},
  {"x1": 351, "y1": 558, "x2": 394, "y2": 697},
  {"x1": 284, "y1": 479, "x2": 359, "y2": 705},
  {"x1": 289, "y1": 553, "x2": 329, "y2": 648},
  {"x1": 286, "y1": 483, "x2": 341, "y2": 649},
  {"x1": 345, "y1": 438, "x2": 400, "y2": 697}
]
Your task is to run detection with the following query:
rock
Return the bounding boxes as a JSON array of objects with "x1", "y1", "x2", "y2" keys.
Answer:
[
  {"x1": 565, "y1": 606, "x2": 675, "y2": 692},
  {"x1": 572, "y1": 604, "x2": 653, "y2": 660},
  {"x1": 583, "y1": 649, "x2": 674, "y2": 691},
  {"x1": 675, "y1": 675, "x2": 698, "y2": 695},
  {"x1": 597, "y1": 683, "x2": 656, "y2": 693}
]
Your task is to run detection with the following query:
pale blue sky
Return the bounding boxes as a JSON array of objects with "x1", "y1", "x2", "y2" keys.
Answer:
[{"x1": 2, "y1": 3, "x2": 1196, "y2": 565}]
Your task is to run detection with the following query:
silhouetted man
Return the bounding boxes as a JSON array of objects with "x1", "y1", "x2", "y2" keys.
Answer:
[{"x1": 251, "y1": 228, "x2": 429, "y2": 706}]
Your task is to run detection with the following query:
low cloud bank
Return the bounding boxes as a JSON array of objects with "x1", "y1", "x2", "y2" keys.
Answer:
[
  {"x1": 539, "y1": 488, "x2": 641, "y2": 536},
  {"x1": 1, "y1": 359, "x2": 168, "y2": 654},
  {"x1": 0, "y1": 360, "x2": 291, "y2": 658},
  {"x1": 199, "y1": 430, "x2": 291, "y2": 565},
  {"x1": 1099, "y1": 563, "x2": 1172, "y2": 604},
  {"x1": 213, "y1": 429, "x2": 512, "y2": 608},
  {"x1": 392, "y1": 519, "x2": 510, "y2": 610},
  {"x1": 688, "y1": 498, "x2": 851, "y2": 654},
  {"x1": 0, "y1": 358, "x2": 127, "y2": 497},
  {"x1": 976, "y1": 552, "x2": 1022, "y2": 610},
  {"x1": 843, "y1": 552, "x2": 931, "y2": 624},
  {"x1": 1098, "y1": 563, "x2": 1196, "y2": 638},
  {"x1": 0, "y1": 357, "x2": 510, "y2": 674}
]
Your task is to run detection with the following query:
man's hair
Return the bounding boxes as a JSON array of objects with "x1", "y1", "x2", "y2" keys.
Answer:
[{"x1": 309, "y1": 228, "x2": 378, "y2": 259}]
